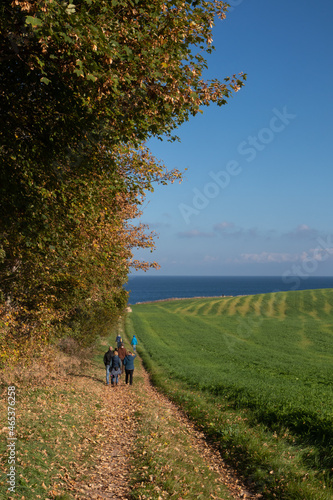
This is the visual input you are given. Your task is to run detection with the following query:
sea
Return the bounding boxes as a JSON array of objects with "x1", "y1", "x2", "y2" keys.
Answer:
[{"x1": 125, "y1": 275, "x2": 333, "y2": 305}]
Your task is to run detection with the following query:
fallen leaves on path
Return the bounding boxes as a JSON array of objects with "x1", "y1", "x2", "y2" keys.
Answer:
[
  {"x1": 72, "y1": 382, "x2": 137, "y2": 499},
  {"x1": 71, "y1": 358, "x2": 261, "y2": 500}
]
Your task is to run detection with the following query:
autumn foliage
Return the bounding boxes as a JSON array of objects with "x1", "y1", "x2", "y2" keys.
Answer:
[{"x1": 0, "y1": 0, "x2": 245, "y2": 360}]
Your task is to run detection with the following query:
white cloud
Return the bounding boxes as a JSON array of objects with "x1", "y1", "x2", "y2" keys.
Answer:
[
  {"x1": 213, "y1": 221, "x2": 235, "y2": 232},
  {"x1": 284, "y1": 225, "x2": 319, "y2": 240},
  {"x1": 213, "y1": 221, "x2": 259, "y2": 239},
  {"x1": 234, "y1": 246, "x2": 333, "y2": 265},
  {"x1": 238, "y1": 252, "x2": 299, "y2": 263},
  {"x1": 177, "y1": 229, "x2": 216, "y2": 238},
  {"x1": 300, "y1": 248, "x2": 333, "y2": 262}
]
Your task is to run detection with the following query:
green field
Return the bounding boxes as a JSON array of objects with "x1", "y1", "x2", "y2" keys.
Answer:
[{"x1": 127, "y1": 289, "x2": 333, "y2": 499}]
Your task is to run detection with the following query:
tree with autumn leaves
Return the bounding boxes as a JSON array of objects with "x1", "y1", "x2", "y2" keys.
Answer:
[{"x1": 0, "y1": 0, "x2": 245, "y2": 359}]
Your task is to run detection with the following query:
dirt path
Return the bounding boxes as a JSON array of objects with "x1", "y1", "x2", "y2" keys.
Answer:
[
  {"x1": 72, "y1": 376, "x2": 138, "y2": 499},
  {"x1": 72, "y1": 356, "x2": 260, "y2": 500}
]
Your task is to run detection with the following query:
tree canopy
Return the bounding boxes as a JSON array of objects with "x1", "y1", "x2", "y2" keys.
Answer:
[{"x1": 0, "y1": 0, "x2": 245, "y2": 359}]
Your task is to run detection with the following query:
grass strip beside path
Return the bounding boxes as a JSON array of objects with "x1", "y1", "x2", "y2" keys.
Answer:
[
  {"x1": 129, "y1": 356, "x2": 249, "y2": 500},
  {"x1": 0, "y1": 343, "x2": 104, "y2": 499}
]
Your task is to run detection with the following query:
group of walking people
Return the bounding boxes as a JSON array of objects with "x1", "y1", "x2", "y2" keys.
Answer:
[{"x1": 103, "y1": 334, "x2": 138, "y2": 387}]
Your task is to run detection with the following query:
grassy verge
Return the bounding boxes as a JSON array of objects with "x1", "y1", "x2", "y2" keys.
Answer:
[
  {"x1": 124, "y1": 357, "x2": 235, "y2": 499},
  {"x1": 155, "y1": 379, "x2": 332, "y2": 499},
  {"x1": 0, "y1": 339, "x2": 107, "y2": 499},
  {"x1": 126, "y1": 307, "x2": 333, "y2": 500}
]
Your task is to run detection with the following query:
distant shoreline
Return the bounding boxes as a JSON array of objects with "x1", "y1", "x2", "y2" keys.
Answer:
[{"x1": 133, "y1": 294, "x2": 237, "y2": 305}]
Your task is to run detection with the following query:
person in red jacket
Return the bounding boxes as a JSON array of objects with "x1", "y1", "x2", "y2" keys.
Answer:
[{"x1": 117, "y1": 343, "x2": 128, "y2": 374}]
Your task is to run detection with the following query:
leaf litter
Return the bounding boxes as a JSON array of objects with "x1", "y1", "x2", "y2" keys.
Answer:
[{"x1": 71, "y1": 356, "x2": 261, "y2": 500}]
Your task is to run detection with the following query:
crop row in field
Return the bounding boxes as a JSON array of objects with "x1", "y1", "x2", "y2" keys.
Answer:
[{"x1": 127, "y1": 288, "x2": 333, "y2": 498}]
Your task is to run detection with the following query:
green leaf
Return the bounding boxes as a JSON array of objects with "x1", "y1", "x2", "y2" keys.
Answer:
[
  {"x1": 25, "y1": 16, "x2": 43, "y2": 27},
  {"x1": 40, "y1": 77, "x2": 51, "y2": 85},
  {"x1": 86, "y1": 74, "x2": 97, "y2": 82},
  {"x1": 61, "y1": 33, "x2": 74, "y2": 44}
]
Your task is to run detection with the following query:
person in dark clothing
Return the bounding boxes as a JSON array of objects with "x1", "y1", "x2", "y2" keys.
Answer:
[
  {"x1": 103, "y1": 346, "x2": 113, "y2": 385},
  {"x1": 115, "y1": 334, "x2": 122, "y2": 348},
  {"x1": 117, "y1": 343, "x2": 128, "y2": 374},
  {"x1": 123, "y1": 351, "x2": 136, "y2": 386},
  {"x1": 110, "y1": 349, "x2": 122, "y2": 387}
]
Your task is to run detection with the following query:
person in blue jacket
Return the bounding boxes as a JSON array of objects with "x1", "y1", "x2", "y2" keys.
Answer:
[
  {"x1": 123, "y1": 351, "x2": 136, "y2": 386},
  {"x1": 130, "y1": 335, "x2": 138, "y2": 351},
  {"x1": 110, "y1": 349, "x2": 122, "y2": 387}
]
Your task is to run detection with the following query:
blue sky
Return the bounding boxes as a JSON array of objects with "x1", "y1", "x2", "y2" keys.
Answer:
[{"x1": 132, "y1": 0, "x2": 333, "y2": 277}]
